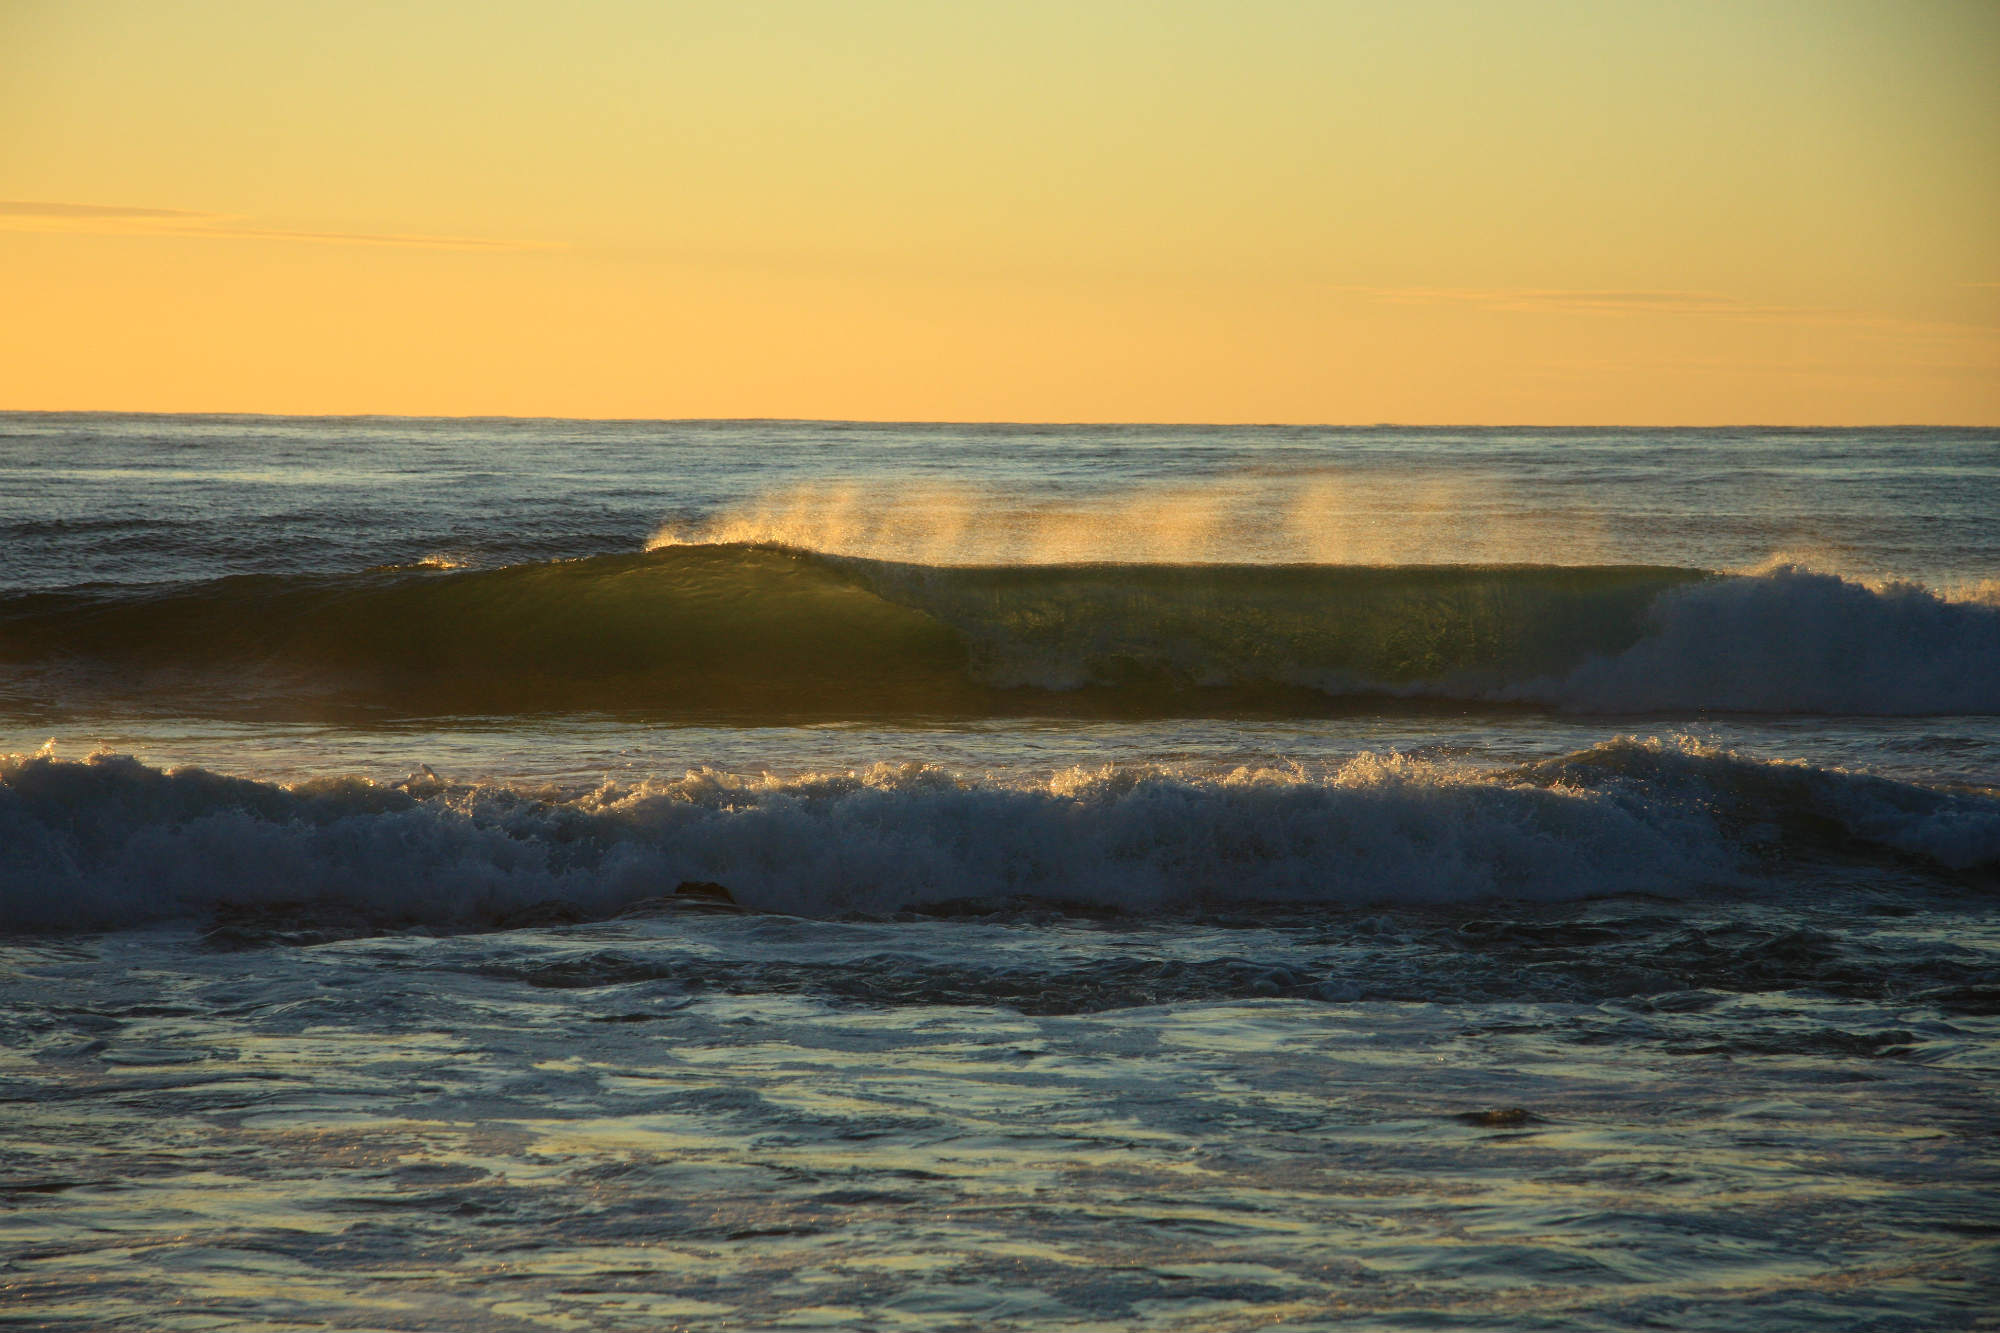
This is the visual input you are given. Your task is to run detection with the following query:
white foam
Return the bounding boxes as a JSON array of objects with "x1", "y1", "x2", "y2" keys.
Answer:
[
  {"x1": 2, "y1": 749, "x2": 1740, "y2": 932},
  {"x1": 1515, "y1": 567, "x2": 2000, "y2": 715},
  {"x1": 6, "y1": 740, "x2": 1989, "y2": 933},
  {"x1": 1531, "y1": 734, "x2": 2000, "y2": 870}
]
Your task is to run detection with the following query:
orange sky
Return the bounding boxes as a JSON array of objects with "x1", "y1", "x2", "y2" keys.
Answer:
[{"x1": 3, "y1": 0, "x2": 1995, "y2": 423}]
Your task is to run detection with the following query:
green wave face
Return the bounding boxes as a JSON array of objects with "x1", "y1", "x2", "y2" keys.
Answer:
[
  {"x1": 0, "y1": 546, "x2": 975, "y2": 718},
  {"x1": 0, "y1": 545, "x2": 1705, "y2": 720},
  {"x1": 865, "y1": 558, "x2": 1702, "y2": 691}
]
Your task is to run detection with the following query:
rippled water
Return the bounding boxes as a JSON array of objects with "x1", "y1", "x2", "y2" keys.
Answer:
[
  {"x1": 2, "y1": 415, "x2": 1997, "y2": 1330},
  {"x1": 5, "y1": 902, "x2": 1997, "y2": 1331}
]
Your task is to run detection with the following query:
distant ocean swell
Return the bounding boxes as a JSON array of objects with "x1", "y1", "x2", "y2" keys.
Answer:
[
  {"x1": 3, "y1": 739, "x2": 1995, "y2": 932},
  {"x1": 2, "y1": 545, "x2": 1996, "y2": 718}
]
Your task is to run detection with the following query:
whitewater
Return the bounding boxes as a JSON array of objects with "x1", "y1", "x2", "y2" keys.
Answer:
[{"x1": 2, "y1": 415, "x2": 1996, "y2": 1331}]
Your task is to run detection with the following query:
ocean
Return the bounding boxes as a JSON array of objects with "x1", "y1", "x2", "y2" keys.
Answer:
[{"x1": 2, "y1": 414, "x2": 1996, "y2": 1331}]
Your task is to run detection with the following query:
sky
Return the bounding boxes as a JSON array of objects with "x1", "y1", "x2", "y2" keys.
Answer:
[{"x1": 2, "y1": 0, "x2": 1996, "y2": 424}]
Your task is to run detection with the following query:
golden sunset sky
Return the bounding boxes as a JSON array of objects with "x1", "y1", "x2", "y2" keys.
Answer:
[{"x1": 3, "y1": 0, "x2": 1995, "y2": 423}]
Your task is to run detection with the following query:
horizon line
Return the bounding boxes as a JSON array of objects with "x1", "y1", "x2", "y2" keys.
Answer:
[{"x1": 2, "y1": 408, "x2": 1995, "y2": 431}]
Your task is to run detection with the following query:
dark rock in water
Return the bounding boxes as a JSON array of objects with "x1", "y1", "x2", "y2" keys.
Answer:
[
  {"x1": 201, "y1": 901, "x2": 384, "y2": 949},
  {"x1": 673, "y1": 880, "x2": 738, "y2": 906},
  {"x1": 901, "y1": 895, "x2": 1128, "y2": 921},
  {"x1": 1454, "y1": 1108, "x2": 1542, "y2": 1128},
  {"x1": 609, "y1": 881, "x2": 744, "y2": 918}
]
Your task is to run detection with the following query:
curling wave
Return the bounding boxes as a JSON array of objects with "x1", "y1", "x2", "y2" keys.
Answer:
[
  {"x1": 2, "y1": 739, "x2": 1994, "y2": 932},
  {"x1": 1, "y1": 546, "x2": 1994, "y2": 719}
]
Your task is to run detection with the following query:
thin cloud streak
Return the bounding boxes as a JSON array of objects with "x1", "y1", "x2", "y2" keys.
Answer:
[
  {"x1": 0, "y1": 200, "x2": 559, "y2": 252},
  {"x1": 1343, "y1": 284, "x2": 1999, "y2": 335},
  {"x1": 1347, "y1": 285, "x2": 1809, "y2": 318},
  {"x1": 0, "y1": 200, "x2": 210, "y2": 220}
]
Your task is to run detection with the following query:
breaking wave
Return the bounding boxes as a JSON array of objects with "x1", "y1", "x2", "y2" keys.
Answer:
[
  {"x1": 2, "y1": 739, "x2": 1994, "y2": 933},
  {"x1": 1, "y1": 546, "x2": 1994, "y2": 719}
]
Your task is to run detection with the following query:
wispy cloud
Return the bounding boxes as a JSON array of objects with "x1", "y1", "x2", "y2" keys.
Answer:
[
  {"x1": 1342, "y1": 284, "x2": 1999, "y2": 335},
  {"x1": 0, "y1": 200, "x2": 210, "y2": 220},
  {"x1": 1344, "y1": 286, "x2": 1811, "y2": 318},
  {"x1": 0, "y1": 199, "x2": 559, "y2": 252}
]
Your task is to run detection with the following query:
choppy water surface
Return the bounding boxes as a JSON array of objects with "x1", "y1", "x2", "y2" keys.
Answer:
[
  {"x1": 1, "y1": 415, "x2": 1997, "y2": 1330},
  {"x1": 5, "y1": 909, "x2": 1997, "y2": 1332}
]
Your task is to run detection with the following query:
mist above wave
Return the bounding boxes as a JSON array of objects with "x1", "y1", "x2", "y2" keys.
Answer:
[{"x1": 646, "y1": 475, "x2": 1617, "y2": 567}]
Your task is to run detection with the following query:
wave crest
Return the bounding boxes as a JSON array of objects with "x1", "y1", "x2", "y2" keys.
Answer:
[
  {"x1": 2, "y1": 549, "x2": 1994, "y2": 718},
  {"x1": 4, "y1": 740, "x2": 1993, "y2": 933},
  {"x1": 1516, "y1": 566, "x2": 2000, "y2": 714}
]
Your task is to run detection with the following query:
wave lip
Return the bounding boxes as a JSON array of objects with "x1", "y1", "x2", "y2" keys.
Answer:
[
  {"x1": 1, "y1": 548, "x2": 1994, "y2": 719},
  {"x1": 4, "y1": 739, "x2": 1993, "y2": 934}
]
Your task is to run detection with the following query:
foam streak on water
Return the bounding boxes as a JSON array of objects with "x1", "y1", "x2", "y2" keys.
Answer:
[{"x1": 3, "y1": 919, "x2": 1996, "y2": 1331}]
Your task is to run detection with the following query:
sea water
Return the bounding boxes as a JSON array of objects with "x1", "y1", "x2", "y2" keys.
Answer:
[{"x1": 1, "y1": 415, "x2": 1996, "y2": 1330}]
